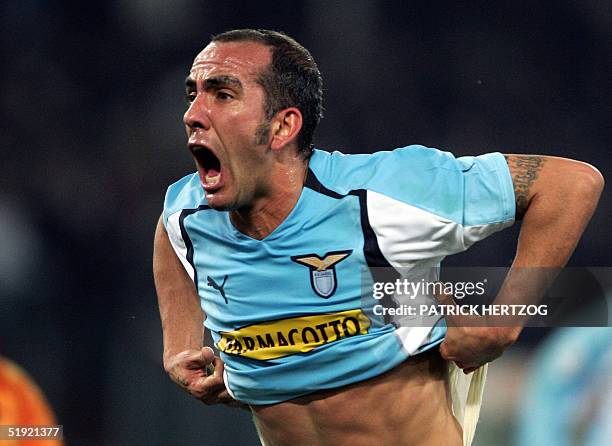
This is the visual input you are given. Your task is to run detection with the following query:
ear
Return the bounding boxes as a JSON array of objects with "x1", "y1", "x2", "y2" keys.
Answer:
[{"x1": 269, "y1": 107, "x2": 303, "y2": 151}]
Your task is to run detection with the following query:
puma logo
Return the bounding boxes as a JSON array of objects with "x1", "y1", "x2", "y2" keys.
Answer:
[{"x1": 207, "y1": 275, "x2": 229, "y2": 304}]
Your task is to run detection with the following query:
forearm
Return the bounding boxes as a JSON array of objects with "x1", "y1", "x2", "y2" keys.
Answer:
[
  {"x1": 158, "y1": 280, "x2": 204, "y2": 367},
  {"x1": 153, "y1": 216, "x2": 205, "y2": 368}
]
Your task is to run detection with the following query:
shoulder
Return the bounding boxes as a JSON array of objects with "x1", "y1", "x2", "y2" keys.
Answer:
[
  {"x1": 308, "y1": 146, "x2": 512, "y2": 224},
  {"x1": 308, "y1": 145, "x2": 464, "y2": 196},
  {"x1": 163, "y1": 172, "x2": 206, "y2": 225}
]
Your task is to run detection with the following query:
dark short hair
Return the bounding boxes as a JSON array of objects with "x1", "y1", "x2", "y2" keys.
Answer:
[{"x1": 211, "y1": 29, "x2": 323, "y2": 158}]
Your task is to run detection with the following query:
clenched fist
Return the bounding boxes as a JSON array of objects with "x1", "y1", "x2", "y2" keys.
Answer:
[
  {"x1": 164, "y1": 346, "x2": 246, "y2": 408},
  {"x1": 436, "y1": 291, "x2": 522, "y2": 374}
]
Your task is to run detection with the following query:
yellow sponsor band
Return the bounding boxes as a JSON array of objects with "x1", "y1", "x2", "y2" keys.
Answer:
[{"x1": 217, "y1": 309, "x2": 371, "y2": 360}]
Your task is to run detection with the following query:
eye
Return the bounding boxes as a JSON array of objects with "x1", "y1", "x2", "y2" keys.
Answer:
[
  {"x1": 185, "y1": 91, "x2": 196, "y2": 104},
  {"x1": 216, "y1": 91, "x2": 234, "y2": 101}
]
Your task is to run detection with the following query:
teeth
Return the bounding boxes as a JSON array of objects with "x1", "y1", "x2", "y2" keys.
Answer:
[{"x1": 205, "y1": 174, "x2": 220, "y2": 184}]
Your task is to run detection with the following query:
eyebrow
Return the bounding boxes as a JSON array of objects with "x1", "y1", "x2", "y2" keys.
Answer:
[{"x1": 184, "y1": 75, "x2": 243, "y2": 91}]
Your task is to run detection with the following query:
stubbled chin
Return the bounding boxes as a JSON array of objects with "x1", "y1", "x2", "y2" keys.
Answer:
[{"x1": 204, "y1": 191, "x2": 230, "y2": 211}]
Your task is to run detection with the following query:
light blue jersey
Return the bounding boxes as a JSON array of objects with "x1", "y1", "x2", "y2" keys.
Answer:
[{"x1": 163, "y1": 145, "x2": 515, "y2": 404}]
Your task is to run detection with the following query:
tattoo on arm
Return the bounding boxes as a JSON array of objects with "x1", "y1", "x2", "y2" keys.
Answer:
[{"x1": 504, "y1": 155, "x2": 545, "y2": 219}]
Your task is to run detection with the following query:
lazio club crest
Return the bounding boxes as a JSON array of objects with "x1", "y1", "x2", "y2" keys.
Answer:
[{"x1": 291, "y1": 250, "x2": 352, "y2": 298}]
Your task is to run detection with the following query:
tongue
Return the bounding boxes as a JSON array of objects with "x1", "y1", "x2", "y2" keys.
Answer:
[{"x1": 204, "y1": 170, "x2": 220, "y2": 185}]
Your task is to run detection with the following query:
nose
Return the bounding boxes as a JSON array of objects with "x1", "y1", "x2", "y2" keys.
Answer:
[{"x1": 183, "y1": 94, "x2": 211, "y2": 131}]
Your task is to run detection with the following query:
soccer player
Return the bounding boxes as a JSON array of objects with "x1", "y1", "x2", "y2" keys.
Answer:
[{"x1": 153, "y1": 29, "x2": 603, "y2": 445}]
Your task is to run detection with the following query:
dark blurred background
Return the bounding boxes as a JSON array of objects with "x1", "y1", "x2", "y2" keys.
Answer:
[{"x1": 1, "y1": 1, "x2": 610, "y2": 445}]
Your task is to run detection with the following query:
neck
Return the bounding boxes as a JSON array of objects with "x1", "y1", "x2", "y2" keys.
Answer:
[{"x1": 230, "y1": 156, "x2": 309, "y2": 240}]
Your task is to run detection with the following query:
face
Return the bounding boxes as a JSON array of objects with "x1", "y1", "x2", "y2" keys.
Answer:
[{"x1": 184, "y1": 41, "x2": 273, "y2": 210}]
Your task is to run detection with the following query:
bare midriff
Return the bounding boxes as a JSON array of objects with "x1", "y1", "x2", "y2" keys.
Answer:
[{"x1": 250, "y1": 349, "x2": 463, "y2": 446}]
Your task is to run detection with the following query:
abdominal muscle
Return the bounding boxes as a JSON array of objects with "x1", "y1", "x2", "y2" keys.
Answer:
[{"x1": 249, "y1": 349, "x2": 463, "y2": 446}]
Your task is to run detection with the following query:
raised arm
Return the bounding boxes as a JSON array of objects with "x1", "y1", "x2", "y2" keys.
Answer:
[
  {"x1": 505, "y1": 154, "x2": 603, "y2": 266},
  {"x1": 440, "y1": 154, "x2": 604, "y2": 372},
  {"x1": 153, "y1": 215, "x2": 237, "y2": 406}
]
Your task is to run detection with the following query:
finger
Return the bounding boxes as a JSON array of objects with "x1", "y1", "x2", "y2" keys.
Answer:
[
  {"x1": 187, "y1": 376, "x2": 225, "y2": 401},
  {"x1": 212, "y1": 356, "x2": 225, "y2": 378},
  {"x1": 189, "y1": 355, "x2": 226, "y2": 391},
  {"x1": 192, "y1": 372, "x2": 226, "y2": 395},
  {"x1": 201, "y1": 346, "x2": 215, "y2": 362},
  {"x1": 216, "y1": 389, "x2": 233, "y2": 402},
  {"x1": 201, "y1": 393, "x2": 232, "y2": 405},
  {"x1": 204, "y1": 351, "x2": 224, "y2": 376},
  {"x1": 439, "y1": 341, "x2": 449, "y2": 360},
  {"x1": 184, "y1": 347, "x2": 215, "y2": 370},
  {"x1": 197, "y1": 385, "x2": 234, "y2": 406},
  {"x1": 439, "y1": 340, "x2": 457, "y2": 362}
]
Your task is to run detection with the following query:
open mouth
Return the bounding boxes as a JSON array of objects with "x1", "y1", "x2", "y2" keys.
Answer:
[{"x1": 192, "y1": 146, "x2": 222, "y2": 189}]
